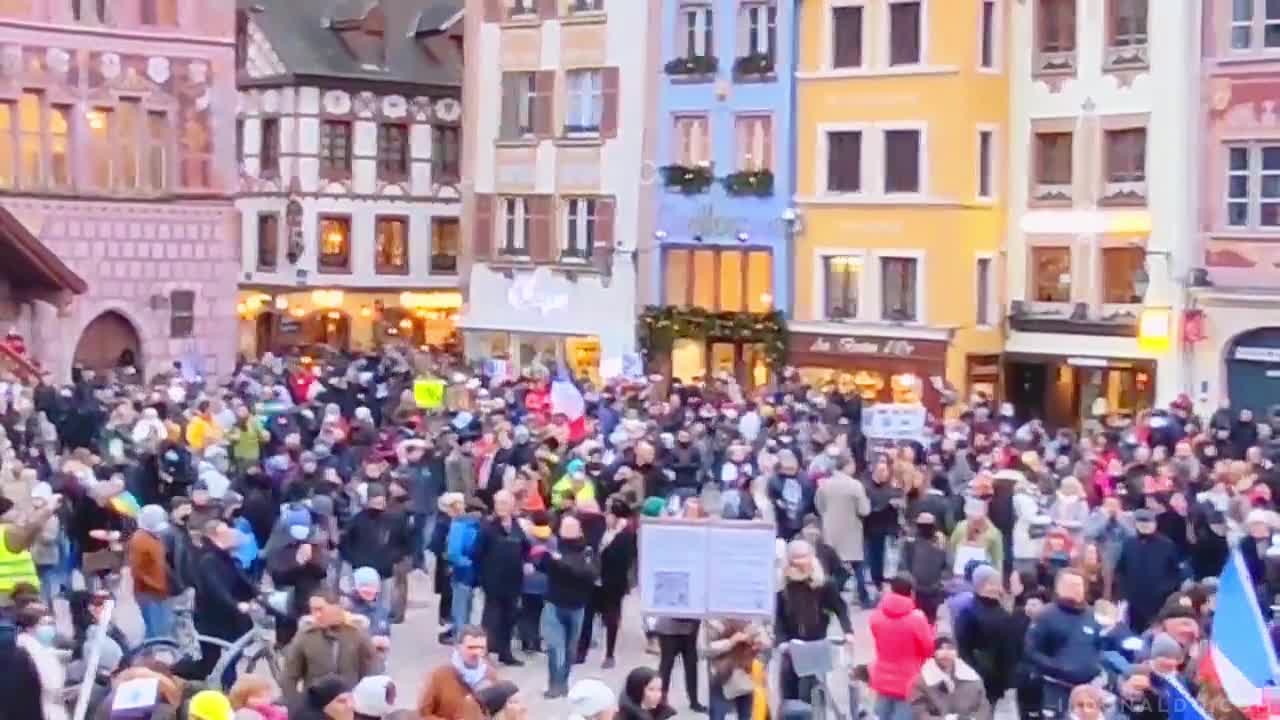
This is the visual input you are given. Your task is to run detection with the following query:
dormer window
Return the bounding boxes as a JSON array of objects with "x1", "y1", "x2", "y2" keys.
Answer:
[{"x1": 331, "y1": 2, "x2": 387, "y2": 69}]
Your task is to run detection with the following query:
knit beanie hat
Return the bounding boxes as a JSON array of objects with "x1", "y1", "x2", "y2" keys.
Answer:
[
  {"x1": 970, "y1": 564, "x2": 1001, "y2": 593},
  {"x1": 567, "y1": 678, "x2": 616, "y2": 720},
  {"x1": 353, "y1": 566, "x2": 381, "y2": 591},
  {"x1": 188, "y1": 690, "x2": 234, "y2": 720},
  {"x1": 351, "y1": 675, "x2": 396, "y2": 717}
]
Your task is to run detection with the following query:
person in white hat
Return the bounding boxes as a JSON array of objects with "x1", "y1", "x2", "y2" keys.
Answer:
[{"x1": 567, "y1": 678, "x2": 617, "y2": 720}]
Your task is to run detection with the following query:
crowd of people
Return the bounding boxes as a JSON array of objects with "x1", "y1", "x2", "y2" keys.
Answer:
[{"x1": 0, "y1": 345, "x2": 1273, "y2": 720}]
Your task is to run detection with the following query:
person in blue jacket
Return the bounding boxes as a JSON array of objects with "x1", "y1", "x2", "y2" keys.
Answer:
[
  {"x1": 1024, "y1": 568, "x2": 1103, "y2": 719},
  {"x1": 445, "y1": 499, "x2": 484, "y2": 643}
]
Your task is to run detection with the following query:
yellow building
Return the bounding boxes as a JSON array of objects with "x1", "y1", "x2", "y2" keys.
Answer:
[{"x1": 790, "y1": 0, "x2": 1007, "y2": 414}]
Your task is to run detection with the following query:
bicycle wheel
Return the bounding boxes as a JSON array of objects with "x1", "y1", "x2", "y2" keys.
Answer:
[
  {"x1": 127, "y1": 638, "x2": 186, "y2": 668},
  {"x1": 239, "y1": 645, "x2": 280, "y2": 682}
]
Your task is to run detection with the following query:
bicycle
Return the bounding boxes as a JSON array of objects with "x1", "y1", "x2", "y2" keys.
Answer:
[
  {"x1": 127, "y1": 591, "x2": 288, "y2": 691},
  {"x1": 778, "y1": 636, "x2": 850, "y2": 720}
]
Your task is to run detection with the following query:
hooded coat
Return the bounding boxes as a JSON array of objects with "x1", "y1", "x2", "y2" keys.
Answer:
[
  {"x1": 907, "y1": 657, "x2": 993, "y2": 720},
  {"x1": 868, "y1": 592, "x2": 935, "y2": 700},
  {"x1": 814, "y1": 471, "x2": 870, "y2": 562}
]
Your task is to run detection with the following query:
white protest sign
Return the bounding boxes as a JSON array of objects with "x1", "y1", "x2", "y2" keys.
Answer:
[
  {"x1": 860, "y1": 403, "x2": 928, "y2": 443},
  {"x1": 639, "y1": 519, "x2": 777, "y2": 618}
]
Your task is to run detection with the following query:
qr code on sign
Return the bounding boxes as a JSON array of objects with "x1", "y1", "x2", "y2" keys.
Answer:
[{"x1": 653, "y1": 571, "x2": 691, "y2": 609}]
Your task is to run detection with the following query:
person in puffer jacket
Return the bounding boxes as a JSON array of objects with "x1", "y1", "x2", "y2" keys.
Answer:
[
  {"x1": 868, "y1": 574, "x2": 935, "y2": 720},
  {"x1": 444, "y1": 500, "x2": 483, "y2": 642},
  {"x1": 1024, "y1": 569, "x2": 1102, "y2": 719}
]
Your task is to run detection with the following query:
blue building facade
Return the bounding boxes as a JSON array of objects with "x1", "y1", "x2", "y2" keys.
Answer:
[{"x1": 649, "y1": 0, "x2": 795, "y2": 386}]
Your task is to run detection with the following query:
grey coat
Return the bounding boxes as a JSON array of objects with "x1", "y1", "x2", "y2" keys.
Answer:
[
  {"x1": 815, "y1": 471, "x2": 871, "y2": 562},
  {"x1": 908, "y1": 658, "x2": 992, "y2": 720}
]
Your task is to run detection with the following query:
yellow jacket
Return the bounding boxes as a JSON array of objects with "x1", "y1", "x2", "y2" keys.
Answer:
[{"x1": 185, "y1": 414, "x2": 220, "y2": 451}]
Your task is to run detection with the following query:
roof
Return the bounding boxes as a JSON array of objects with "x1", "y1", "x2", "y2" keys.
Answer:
[
  {"x1": 0, "y1": 207, "x2": 87, "y2": 294},
  {"x1": 243, "y1": 0, "x2": 463, "y2": 89}
]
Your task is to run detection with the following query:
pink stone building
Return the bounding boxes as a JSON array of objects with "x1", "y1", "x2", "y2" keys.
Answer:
[{"x1": 0, "y1": 0, "x2": 239, "y2": 383}]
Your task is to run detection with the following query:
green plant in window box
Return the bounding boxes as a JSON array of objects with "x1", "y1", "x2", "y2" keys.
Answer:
[
  {"x1": 664, "y1": 55, "x2": 719, "y2": 77},
  {"x1": 638, "y1": 305, "x2": 789, "y2": 370},
  {"x1": 660, "y1": 164, "x2": 715, "y2": 195},
  {"x1": 733, "y1": 53, "x2": 775, "y2": 78},
  {"x1": 722, "y1": 169, "x2": 775, "y2": 197}
]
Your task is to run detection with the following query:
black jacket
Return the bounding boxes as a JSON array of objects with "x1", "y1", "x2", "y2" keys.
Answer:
[
  {"x1": 598, "y1": 527, "x2": 638, "y2": 601},
  {"x1": 668, "y1": 444, "x2": 702, "y2": 491},
  {"x1": 194, "y1": 544, "x2": 257, "y2": 640},
  {"x1": 774, "y1": 576, "x2": 852, "y2": 642},
  {"x1": 1024, "y1": 601, "x2": 1102, "y2": 686},
  {"x1": 541, "y1": 539, "x2": 598, "y2": 609},
  {"x1": 340, "y1": 508, "x2": 410, "y2": 577},
  {"x1": 473, "y1": 517, "x2": 529, "y2": 598},
  {"x1": 268, "y1": 539, "x2": 330, "y2": 618},
  {"x1": 1115, "y1": 533, "x2": 1182, "y2": 629},
  {"x1": 1190, "y1": 528, "x2": 1230, "y2": 580},
  {"x1": 955, "y1": 595, "x2": 1020, "y2": 701}
]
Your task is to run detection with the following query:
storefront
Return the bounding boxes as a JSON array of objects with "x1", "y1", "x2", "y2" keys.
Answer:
[
  {"x1": 1003, "y1": 353, "x2": 1156, "y2": 428},
  {"x1": 1224, "y1": 328, "x2": 1280, "y2": 417},
  {"x1": 459, "y1": 265, "x2": 636, "y2": 383},
  {"x1": 788, "y1": 331, "x2": 949, "y2": 416},
  {"x1": 237, "y1": 288, "x2": 463, "y2": 356}
]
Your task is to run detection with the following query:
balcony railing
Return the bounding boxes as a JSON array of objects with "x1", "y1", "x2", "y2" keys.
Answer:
[
  {"x1": 733, "y1": 52, "x2": 775, "y2": 80},
  {"x1": 664, "y1": 55, "x2": 718, "y2": 79}
]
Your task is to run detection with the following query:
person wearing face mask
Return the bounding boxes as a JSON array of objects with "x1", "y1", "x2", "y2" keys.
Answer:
[
  {"x1": 1114, "y1": 510, "x2": 1181, "y2": 633},
  {"x1": 767, "y1": 450, "x2": 814, "y2": 542},
  {"x1": 534, "y1": 514, "x2": 599, "y2": 699},
  {"x1": 668, "y1": 429, "x2": 702, "y2": 501},
  {"x1": 339, "y1": 483, "x2": 405, "y2": 596},
  {"x1": 953, "y1": 565, "x2": 1018, "y2": 706},
  {"x1": 1025, "y1": 569, "x2": 1103, "y2": 719},
  {"x1": 126, "y1": 504, "x2": 174, "y2": 639},
  {"x1": 269, "y1": 509, "x2": 330, "y2": 645},
  {"x1": 15, "y1": 603, "x2": 68, "y2": 720},
  {"x1": 229, "y1": 404, "x2": 270, "y2": 474},
  {"x1": 192, "y1": 519, "x2": 258, "y2": 682},
  {"x1": 865, "y1": 458, "x2": 903, "y2": 589}
]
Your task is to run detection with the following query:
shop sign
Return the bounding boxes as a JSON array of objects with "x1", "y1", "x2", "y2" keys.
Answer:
[
  {"x1": 790, "y1": 331, "x2": 947, "y2": 366},
  {"x1": 674, "y1": 203, "x2": 789, "y2": 241},
  {"x1": 808, "y1": 335, "x2": 918, "y2": 358},
  {"x1": 1235, "y1": 346, "x2": 1280, "y2": 363}
]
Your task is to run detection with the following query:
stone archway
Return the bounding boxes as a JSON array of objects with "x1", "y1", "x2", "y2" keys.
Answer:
[{"x1": 73, "y1": 311, "x2": 142, "y2": 375}]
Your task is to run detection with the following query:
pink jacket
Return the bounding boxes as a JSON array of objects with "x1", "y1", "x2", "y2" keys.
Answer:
[{"x1": 868, "y1": 592, "x2": 935, "y2": 700}]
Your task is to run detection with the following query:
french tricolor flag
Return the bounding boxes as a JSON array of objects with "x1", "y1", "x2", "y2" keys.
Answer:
[
  {"x1": 550, "y1": 369, "x2": 587, "y2": 442},
  {"x1": 1203, "y1": 549, "x2": 1280, "y2": 718}
]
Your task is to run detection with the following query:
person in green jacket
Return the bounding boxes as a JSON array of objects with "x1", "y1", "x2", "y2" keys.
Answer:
[
  {"x1": 949, "y1": 498, "x2": 1005, "y2": 574},
  {"x1": 228, "y1": 404, "x2": 270, "y2": 472}
]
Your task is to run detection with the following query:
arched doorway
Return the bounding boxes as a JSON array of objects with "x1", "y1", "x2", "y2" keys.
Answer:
[
  {"x1": 1227, "y1": 327, "x2": 1280, "y2": 417},
  {"x1": 74, "y1": 311, "x2": 142, "y2": 375}
]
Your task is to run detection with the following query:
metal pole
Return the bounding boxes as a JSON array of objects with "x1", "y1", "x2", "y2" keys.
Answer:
[{"x1": 72, "y1": 598, "x2": 115, "y2": 720}]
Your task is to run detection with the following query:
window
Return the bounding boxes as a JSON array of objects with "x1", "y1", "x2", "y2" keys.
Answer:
[
  {"x1": 889, "y1": 1, "x2": 922, "y2": 66},
  {"x1": 140, "y1": 0, "x2": 178, "y2": 25},
  {"x1": 377, "y1": 124, "x2": 409, "y2": 179},
  {"x1": 375, "y1": 217, "x2": 409, "y2": 274},
  {"x1": 317, "y1": 215, "x2": 352, "y2": 271},
  {"x1": 884, "y1": 129, "x2": 921, "y2": 193},
  {"x1": 1105, "y1": 127, "x2": 1146, "y2": 183},
  {"x1": 663, "y1": 248, "x2": 772, "y2": 312},
  {"x1": 824, "y1": 256, "x2": 860, "y2": 319},
  {"x1": 1102, "y1": 247, "x2": 1144, "y2": 304},
  {"x1": 117, "y1": 100, "x2": 141, "y2": 190},
  {"x1": 49, "y1": 104, "x2": 70, "y2": 188},
  {"x1": 319, "y1": 120, "x2": 352, "y2": 176},
  {"x1": 256, "y1": 213, "x2": 279, "y2": 270},
  {"x1": 236, "y1": 118, "x2": 244, "y2": 162},
  {"x1": 976, "y1": 257, "x2": 993, "y2": 325},
  {"x1": 87, "y1": 108, "x2": 112, "y2": 189},
  {"x1": 510, "y1": 0, "x2": 536, "y2": 17},
  {"x1": 501, "y1": 197, "x2": 531, "y2": 255},
  {"x1": 431, "y1": 219, "x2": 460, "y2": 273},
  {"x1": 880, "y1": 257, "x2": 918, "y2": 321},
  {"x1": 72, "y1": 0, "x2": 108, "y2": 22},
  {"x1": 832, "y1": 6, "x2": 864, "y2": 68},
  {"x1": 565, "y1": 70, "x2": 603, "y2": 134},
  {"x1": 17, "y1": 92, "x2": 41, "y2": 188},
  {"x1": 735, "y1": 115, "x2": 772, "y2": 171},
  {"x1": 236, "y1": 11, "x2": 249, "y2": 69},
  {"x1": 570, "y1": 0, "x2": 604, "y2": 12},
  {"x1": 1225, "y1": 144, "x2": 1280, "y2": 228},
  {"x1": 1030, "y1": 246, "x2": 1071, "y2": 302},
  {"x1": 1037, "y1": 0, "x2": 1076, "y2": 54},
  {"x1": 500, "y1": 72, "x2": 537, "y2": 139},
  {"x1": 978, "y1": 129, "x2": 994, "y2": 198},
  {"x1": 740, "y1": 2, "x2": 777, "y2": 58},
  {"x1": 679, "y1": 3, "x2": 714, "y2": 57},
  {"x1": 673, "y1": 115, "x2": 710, "y2": 166},
  {"x1": 1035, "y1": 131, "x2": 1073, "y2": 186},
  {"x1": 979, "y1": 0, "x2": 997, "y2": 69},
  {"x1": 169, "y1": 291, "x2": 195, "y2": 338},
  {"x1": 563, "y1": 198, "x2": 598, "y2": 259},
  {"x1": 1231, "y1": 0, "x2": 1280, "y2": 50},
  {"x1": 260, "y1": 117, "x2": 279, "y2": 176},
  {"x1": 0, "y1": 103, "x2": 12, "y2": 188},
  {"x1": 1110, "y1": 0, "x2": 1147, "y2": 47},
  {"x1": 145, "y1": 110, "x2": 168, "y2": 190},
  {"x1": 826, "y1": 131, "x2": 862, "y2": 193},
  {"x1": 433, "y1": 126, "x2": 461, "y2": 181}
]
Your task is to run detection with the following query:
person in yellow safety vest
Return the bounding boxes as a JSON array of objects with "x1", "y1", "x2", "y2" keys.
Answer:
[
  {"x1": 551, "y1": 459, "x2": 597, "y2": 508},
  {"x1": 0, "y1": 493, "x2": 58, "y2": 603}
]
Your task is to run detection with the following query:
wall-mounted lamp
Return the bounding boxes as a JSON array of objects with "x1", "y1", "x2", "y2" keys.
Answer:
[
  {"x1": 780, "y1": 207, "x2": 804, "y2": 235},
  {"x1": 654, "y1": 230, "x2": 668, "y2": 240},
  {"x1": 736, "y1": 231, "x2": 750, "y2": 243}
]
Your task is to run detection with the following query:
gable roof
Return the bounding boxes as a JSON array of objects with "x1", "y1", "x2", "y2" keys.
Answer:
[
  {"x1": 0, "y1": 207, "x2": 87, "y2": 294},
  {"x1": 241, "y1": 0, "x2": 463, "y2": 89}
]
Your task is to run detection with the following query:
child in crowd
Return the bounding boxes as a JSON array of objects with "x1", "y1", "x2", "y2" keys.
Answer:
[{"x1": 346, "y1": 566, "x2": 391, "y2": 644}]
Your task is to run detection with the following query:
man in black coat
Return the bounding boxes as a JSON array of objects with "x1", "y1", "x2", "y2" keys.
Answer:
[
  {"x1": 472, "y1": 489, "x2": 529, "y2": 666},
  {"x1": 267, "y1": 510, "x2": 330, "y2": 645},
  {"x1": 339, "y1": 483, "x2": 407, "y2": 581},
  {"x1": 193, "y1": 519, "x2": 257, "y2": 680},
  {"x1": 1114, "y1": 509, "x2": 1182, "y2": 633}
]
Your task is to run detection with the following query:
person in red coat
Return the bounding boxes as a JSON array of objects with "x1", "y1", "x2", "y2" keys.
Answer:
[{"x1": 868, "y1": 574, "x2": 935, "y2": 720}]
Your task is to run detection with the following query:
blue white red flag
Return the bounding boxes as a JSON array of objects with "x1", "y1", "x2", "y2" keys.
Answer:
[
  {"x1": 1205, "y1": 549, "x2": 1280, "y2": 712},
  {"x1": 1155, "y1": 673, "x2": 1212, "y2": 720}
]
